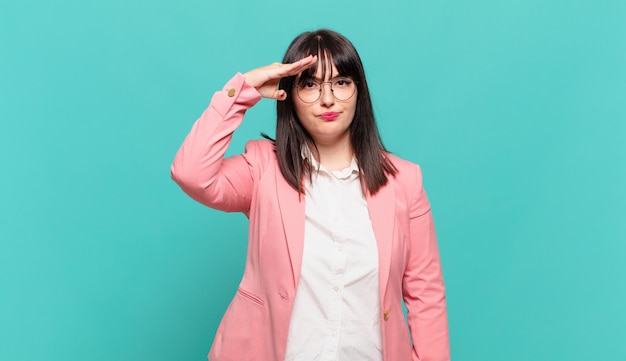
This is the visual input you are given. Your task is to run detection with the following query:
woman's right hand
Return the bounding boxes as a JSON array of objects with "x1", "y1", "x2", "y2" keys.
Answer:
[{"x1": 243, "y1": 55, "x2": 317, "y2": 101}]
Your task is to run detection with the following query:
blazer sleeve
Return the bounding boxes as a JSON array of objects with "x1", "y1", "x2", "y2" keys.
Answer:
[
  {"x1": 171, "y1": 73, "x2": 263, "y2": 214},
  {"x1": 402, "y1": 165, "x2": 451, "y2": 361}
]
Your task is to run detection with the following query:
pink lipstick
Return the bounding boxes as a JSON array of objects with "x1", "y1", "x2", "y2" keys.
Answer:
[{"x1": 319, "y1": 112, "x2": 339, "y2": 121}]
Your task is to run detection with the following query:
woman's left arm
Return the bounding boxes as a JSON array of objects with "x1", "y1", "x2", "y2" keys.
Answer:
[{"x1": 402, "y1": 165, "x2": 451, "y2": 361}]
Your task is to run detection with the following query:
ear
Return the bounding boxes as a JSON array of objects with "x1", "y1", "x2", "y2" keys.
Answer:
[{"x1": 276, "y1": 89, "x2": 287, "y2": 101}]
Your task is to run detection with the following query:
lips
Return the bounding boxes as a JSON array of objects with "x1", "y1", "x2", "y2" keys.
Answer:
[{"x1": 319, "y1": 112, "x2": 340, "y2": 121}]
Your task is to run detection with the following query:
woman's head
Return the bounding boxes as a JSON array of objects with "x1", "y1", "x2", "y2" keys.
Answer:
[
  {"x1": 278, "y1": 29, "x2": 372, "y2": 144},
  {"x1": 274, "y1": 29, "x2": 396, "y2": 194}
]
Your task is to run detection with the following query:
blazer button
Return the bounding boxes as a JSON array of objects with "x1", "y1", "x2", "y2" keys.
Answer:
[
  {"x1": 227, "y1": 88, "x2": 236, "y2": 97},
  {"x1": 384, "y1": 310, "x2": 390, "y2": 321}
]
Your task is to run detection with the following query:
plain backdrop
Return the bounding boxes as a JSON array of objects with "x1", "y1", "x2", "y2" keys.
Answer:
[{"x1": 1, "y1": 0, "x2": 625, "y2": 360}]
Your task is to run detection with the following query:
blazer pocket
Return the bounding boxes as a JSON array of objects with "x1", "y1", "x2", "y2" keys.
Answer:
[
  {"x1": 210, "y1": 287, "x2": 267, "y2": 359},
  {"x1": 237, "y1": 287, "x2": 265, "y2": 308}
]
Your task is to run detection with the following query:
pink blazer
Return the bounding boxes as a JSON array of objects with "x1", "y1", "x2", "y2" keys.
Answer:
[{"x1": 171, "y1": 73, "x2": 450, "y2": 361}]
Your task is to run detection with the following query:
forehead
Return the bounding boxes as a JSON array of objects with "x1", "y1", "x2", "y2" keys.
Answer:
[
  {"x1": 299, "y1": 52, "x2": 341, "y2": 80},
  {"x1": 310, "y1": 64, "x2": 339, "y2": 80}
]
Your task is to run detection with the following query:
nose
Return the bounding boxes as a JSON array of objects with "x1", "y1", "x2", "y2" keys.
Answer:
[{"x1": 319, "y1": 82, "x2": 335, "y2": 107}]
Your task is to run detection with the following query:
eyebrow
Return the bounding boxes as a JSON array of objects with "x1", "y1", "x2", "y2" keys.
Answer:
[{"x1": 301, "y1": 75, "x2": 351, "y2": 82}]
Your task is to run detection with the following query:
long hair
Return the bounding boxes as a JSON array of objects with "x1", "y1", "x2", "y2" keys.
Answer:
[{"x1": 273, "y1": 29, "x2": 396, "y2": 195}]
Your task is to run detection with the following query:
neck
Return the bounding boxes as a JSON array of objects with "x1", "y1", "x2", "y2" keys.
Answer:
[{"x1": 310, "y1": 134, "x2": 353, "y2": 171}]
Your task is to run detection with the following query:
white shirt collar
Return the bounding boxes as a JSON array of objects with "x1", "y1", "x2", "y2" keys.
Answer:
[{"x1": 301, "y1": 144, "x2": 359, "y2": 180}]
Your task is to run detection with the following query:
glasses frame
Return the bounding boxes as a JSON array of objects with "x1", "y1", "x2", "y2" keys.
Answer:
[{"x1": 293, "y1": 77, "x2": 357, "y2": 104}]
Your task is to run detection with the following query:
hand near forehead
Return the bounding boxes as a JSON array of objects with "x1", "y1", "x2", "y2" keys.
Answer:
[{"x1": 243, "y1": 55, "x2": 317, "y2": 101}]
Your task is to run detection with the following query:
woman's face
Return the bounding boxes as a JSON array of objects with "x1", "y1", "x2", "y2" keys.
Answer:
[{"x1": 292, "y1": 62, "x2": 357, "y2": 147}]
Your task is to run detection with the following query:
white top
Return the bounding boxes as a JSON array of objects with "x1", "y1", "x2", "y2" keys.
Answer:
[{"x1": 283, "y1": 152, "x2": 383, "y2": 361}]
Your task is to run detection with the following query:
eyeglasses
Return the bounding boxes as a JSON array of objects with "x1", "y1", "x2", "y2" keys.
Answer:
[{"x1": 294, "y1": 77, "x2": 357, "y2": 103}]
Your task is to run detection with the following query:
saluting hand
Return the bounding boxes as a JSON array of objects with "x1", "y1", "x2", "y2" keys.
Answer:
[{"x1": 243, "y1": 55, "x2": 317, "y2": 101}]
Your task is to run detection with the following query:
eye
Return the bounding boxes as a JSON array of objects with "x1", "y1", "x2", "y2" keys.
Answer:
[
  {"x1": 301, "y1": 80, "x2": 318, "y2": 89},
  {"x1": 334, "y1": 78, "x2": 353, "y2": 87}
]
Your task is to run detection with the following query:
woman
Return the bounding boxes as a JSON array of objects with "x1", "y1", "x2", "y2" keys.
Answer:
[{"x1": 172, "y1": 29, "x2": 450, "y2": 361}]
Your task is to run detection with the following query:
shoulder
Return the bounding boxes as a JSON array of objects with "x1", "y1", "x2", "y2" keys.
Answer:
[
  {"x1": 385, "y1": 153, "x2": 431, "y2": 216},
  {"x1": 385, "y1": 153, "x2": 424, "y2": 187},
  {"x1": 245, "y1": 139, "x2": 275, "y2": 157},
  {"x1": 242, "y1": 139, "x2": 277, "y2": 173}
]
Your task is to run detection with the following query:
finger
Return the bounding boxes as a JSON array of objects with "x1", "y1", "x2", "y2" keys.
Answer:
[
  {"x1": 293, "y1": 54, "x2": 317, "y2": 66},
  {"x1": 290, "y1": 55, "x2": 317, "y2": 72},
  {"x1": 277, "y1": 55, "x2": 317, "y2": 77},
  {"x1": 292, "y1": 55, "x2": 317, "y2": 73}
]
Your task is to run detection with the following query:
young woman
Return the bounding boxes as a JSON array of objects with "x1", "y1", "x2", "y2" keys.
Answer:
[{"x1": 172, "y1": 29, "x2": 450, "y2": 361}]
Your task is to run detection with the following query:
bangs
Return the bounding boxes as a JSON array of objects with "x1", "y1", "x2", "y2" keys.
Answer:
[{"x1": 295, "y1": 36, "x2": 360, "y2": 84}]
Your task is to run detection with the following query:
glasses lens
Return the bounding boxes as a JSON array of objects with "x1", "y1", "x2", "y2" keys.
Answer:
[
  {"x1": 297, "y1": 80, "x2": 321, "y2": 103},
  {"x1": 332, "y1": 78, "x2": 356, "y2": 101},
  {"x1": 296, "y1": 78, "x2": 356, "y2": 103}
]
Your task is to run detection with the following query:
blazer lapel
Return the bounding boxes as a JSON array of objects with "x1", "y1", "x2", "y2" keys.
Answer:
[
  {"x1": 275, "y1": 170, "x2": 306, "y2": 289},
  {"x1": 274, "y1": 168, "x2": 395, "y2": 295},
  {"x1": 366, "y1": 182, "x2": 396, "y2": 300}
]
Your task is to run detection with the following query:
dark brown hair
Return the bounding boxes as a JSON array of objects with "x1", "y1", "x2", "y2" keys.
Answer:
[{"x1": 272, "y1": 29, "x2": 396, "y2": 195}]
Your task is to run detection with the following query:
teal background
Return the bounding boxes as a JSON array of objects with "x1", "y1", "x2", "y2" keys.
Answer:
[{"x1": 1, "y1": 0, "x2": 625, "y2": 360}]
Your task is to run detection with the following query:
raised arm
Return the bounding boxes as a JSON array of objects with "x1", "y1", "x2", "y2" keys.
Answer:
[
  {"x1": 171, "y1": 73, "x2": 261, "y2": 212},
  {"x1": 171, "y1": 55, "x2": 318, "y2": 213}
]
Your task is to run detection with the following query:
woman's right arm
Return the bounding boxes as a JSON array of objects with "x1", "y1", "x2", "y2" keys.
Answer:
[
  {"x1": 171, "y1": 55, "x2": 317, "y2": 213},
  {"x1": 171, "y1": 73, "x2": 262, "y2": 213}
]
